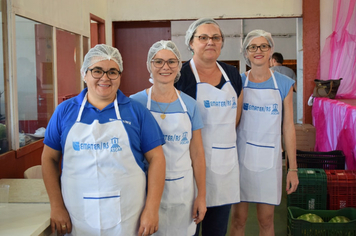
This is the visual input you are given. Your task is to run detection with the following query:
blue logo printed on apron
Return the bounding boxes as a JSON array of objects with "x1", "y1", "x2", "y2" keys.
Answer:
[
  {"x1": 204, "y1": 100, "x2": 211, "y2": 108},
  {"x1": 110, "y1": 137, "x2": 122, "y2": 152},
  {"x1": 243, "y1": 103, "x2": 249, "y2": 110},
  {"x1": 232, "y1": 97, "x2": 237, "y2": 108},
  {"x1": 180, "y1": 132, "x2": 189, "y2": 144},
  {"x1": 271, "y1": 104, "x2": 279, "y2": 115},
  {"x1": 73, "y1": 142, "x2": 80, "y2": 151}
]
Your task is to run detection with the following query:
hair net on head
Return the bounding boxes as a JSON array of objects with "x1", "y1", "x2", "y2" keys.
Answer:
[
  {"x1": 185, "y1": 18, "x2": 225, "y2": 52},
  {"x1": 80, "y1": 44, "x2": 123, "y2": 79},
  {"x1": 147, "y1": 40, "x2": 182, "y2": 83},
  {"x1": 242, "y1": 29, "x2": 274, "y2": 67}
]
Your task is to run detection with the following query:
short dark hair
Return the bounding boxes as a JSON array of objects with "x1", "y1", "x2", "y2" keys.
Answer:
[{"x1": 272, "y1": 52, "x2": 284, "y2": 64}]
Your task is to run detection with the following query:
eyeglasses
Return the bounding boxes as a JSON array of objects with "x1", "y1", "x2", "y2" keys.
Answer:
[
  {"x1": 87, "y1": 67, "x2": 122, "y2": 80},
  {"x1": 246, "y1": 43, "x2": 271, "y2": 52},
  {"x1": 151, "y1": 59, "x2": 179, "y2": 69},
  {"x1": 194, "y1": 34, "x2": 223, "y2": 43}
]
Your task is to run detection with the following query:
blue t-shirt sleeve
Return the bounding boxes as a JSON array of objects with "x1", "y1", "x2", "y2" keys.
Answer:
[
  {"x1": 274, "y1": 72, "x2": 294, "y2": 100},
  {"x1": 43, "y1": 106, "x2": 62, "y2": 151},
  {"x1": 43, "y1": 100, "x2": 75, "y2": 152},
  {"x1": 180, "y1": 92, "x2": 204, "y2": 131},
  {"x1": 129, "y1": 90, "x2": 147, "y2": 108},
  {"x1": 129, "y1": 99, "x2": 165, "y2": 153}
]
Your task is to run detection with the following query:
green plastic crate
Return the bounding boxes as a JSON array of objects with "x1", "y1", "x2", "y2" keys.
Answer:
[
  {"x1": 288, "y1": 206, "x2": 356, "y2": 236},
  {"x1": 288, "y1": 168, "x2": 327, "y2": 210}
]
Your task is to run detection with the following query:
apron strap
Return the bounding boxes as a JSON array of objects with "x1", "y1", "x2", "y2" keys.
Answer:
[
  {"x1": 190, "y1": 59, "x2": 230, "y2": 84},
  {"x1": 77, "y1": 92, "x2": 121, "y2": 122},
  {"x1": 76, "y1": 93, "x2": 88, "y2": 122}
]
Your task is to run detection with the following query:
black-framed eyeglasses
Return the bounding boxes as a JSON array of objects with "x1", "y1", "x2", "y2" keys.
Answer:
[
  {"x1": 246, "y1": 43, "x2": 271, "y2": 52},
  {"x1": 87, "y1": 67, "x2": 122, "y2": 80},
  {"x1": 194, "y1": 34, "x2": 223, "y2": 43},
  {"x1": 151, "y1": 59, "x2": 179, "y2": 69}
]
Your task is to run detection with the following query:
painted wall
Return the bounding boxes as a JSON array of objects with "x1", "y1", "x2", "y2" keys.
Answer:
[
  {"x1": 109, "y1": 0, "x2": 302, "y2": 21},
  {"x1": 11, "y1": 0, "x2": 109, "y2": 37},
  {"x1": 320, "y1": 0, "x2": 334, "y2": 53}
]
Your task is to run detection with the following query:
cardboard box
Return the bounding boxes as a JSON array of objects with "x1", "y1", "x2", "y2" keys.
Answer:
[
  {"x1": 284, "y1": 123, "x2": 316, "y2": 169},
  {"x1": 295, "y1": 123, "x2": 316, "y2": 151}
]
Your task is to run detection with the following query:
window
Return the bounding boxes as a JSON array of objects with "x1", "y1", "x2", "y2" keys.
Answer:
[
  {"x1": 15, "y1": 16, "x2": 54, "y2": 147},
  {"x1": 0, "y1": 1, "x2": 8, "y2": 154}
]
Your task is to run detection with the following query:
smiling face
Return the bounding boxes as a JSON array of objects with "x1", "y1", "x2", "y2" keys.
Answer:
[
  {"x1": 190, "y1": 23, "x2": 223, "y2": 62},
  {"x1": 84, "y1": 59, "x2": 121, "y2": 103},
  {"x1": 150, "y1": 49, "x2": 179, "y2": 85},
  {"x1": 246, "y1": 36, "x2": 272, "y2": 68}
]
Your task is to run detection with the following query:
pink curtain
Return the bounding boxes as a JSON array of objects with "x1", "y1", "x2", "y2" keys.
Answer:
[
  {"x1": 313, "y1": 97, "x2": 356, "y2": 170},
  {"x1": 317, "y1": 0, "x2": 356, "y2": 98}
]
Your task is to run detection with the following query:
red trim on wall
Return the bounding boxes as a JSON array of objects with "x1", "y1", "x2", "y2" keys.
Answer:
[{"x1": 303, "y1": 0, "x2": 320, "y2": 124}]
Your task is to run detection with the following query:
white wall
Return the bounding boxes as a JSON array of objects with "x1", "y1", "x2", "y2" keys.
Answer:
[
  {"x1": 11, "y1": 0, "x2": 109, "y2": 38},
  {"x1": 109, "y1": 0, "x2": 302, "y2": 21},
  {"x1": 320, "y1": 0, "x2": 334, "y2": 54}
]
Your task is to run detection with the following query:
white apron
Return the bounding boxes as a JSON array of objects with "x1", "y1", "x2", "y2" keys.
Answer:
[
  {"x1": 190, "y1": 59, "x2": 240, "y2": 207},
  {"x1": 147, "y1": 87, "x2": 196, "y2": 236},
  {"x1": 61, "y1": 93, "x2": 146, "y2": 236},
  {"x1": 237, "y1": 70, "x2": 283, "y2": 205}
]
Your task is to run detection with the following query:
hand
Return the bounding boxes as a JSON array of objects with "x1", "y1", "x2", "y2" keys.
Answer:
[
  {"x1": 50, "y1": 206, "x2": 72, "y2": 235},
  {"x1": 286, "y1": 171, "x2": 299, "y2": 195},
  {"x1": 192, "y1": 195, "x2": 207, "y2": 224},
  {"x1": 138, "y1": 207, "x2": 159, "y2": 236}
]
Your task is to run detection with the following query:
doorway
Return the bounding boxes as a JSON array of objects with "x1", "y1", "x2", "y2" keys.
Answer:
[{"x1": 113, "y1": 21, "x2": 171, "y2": 96}]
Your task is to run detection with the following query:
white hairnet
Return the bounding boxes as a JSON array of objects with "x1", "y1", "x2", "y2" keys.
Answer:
[
  {"x1": 185, "y1": 18, "x2": 225, "y2": 52},
  {"x1": 80, "y1": 44, "x2": 123, "y2": 79},
  {"x1": 147, "y1": 40, "x2": 182, "y2": 83},
  {"x1": 242, "y1": 29, "x2": 274, "y2": 67}
]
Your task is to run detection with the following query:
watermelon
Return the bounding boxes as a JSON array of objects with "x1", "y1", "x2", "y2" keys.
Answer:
[
  {"x1": 329, "y1": 216, "x2": 351, "y2": 223},
  {"x1": 297, "y1": 213, "x2": 324, "y2": 223}
]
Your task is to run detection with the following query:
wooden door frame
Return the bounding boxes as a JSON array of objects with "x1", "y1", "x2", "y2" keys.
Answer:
[{"x1": 90, "y1": 14, "x2": 106, "y2": 46}]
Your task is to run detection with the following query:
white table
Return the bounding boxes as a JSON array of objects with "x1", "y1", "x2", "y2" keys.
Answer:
[
  {"x1": 0, "y1": 203, "x2": 52, "y2": 236},
  {"x1": 0, "y1": 179, "x2": 49, "y2": 203},
  {"x1": 0, "y1": 179, "x2": 52, "y2": 235}
]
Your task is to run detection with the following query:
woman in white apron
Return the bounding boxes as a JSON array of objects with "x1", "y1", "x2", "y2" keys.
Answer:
[
  {"x1": 175, "y1": 18, "x2": 244, "y2": 236},
  {"x1": 42, "y1": 44, "x2": 166, "y2": 236},
  {"x1": 131, "y1": 40, "x2": 207, "y2": 236},
  {"x1": 230, "y1": 30, "x2": 299, "y2": 236}
]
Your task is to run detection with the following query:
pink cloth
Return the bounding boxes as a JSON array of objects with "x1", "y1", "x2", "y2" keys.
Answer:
[
  {"x1": 317, "y1": 0, "x2": 356, "y2": 98},
  {"x1": 312, "y1": 97, "x2": 356, "y2": 170}
]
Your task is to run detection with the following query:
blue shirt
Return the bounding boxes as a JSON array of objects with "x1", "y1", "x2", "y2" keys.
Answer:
[
  {"x1": 130, "y1": 89, "x2": 204, "y2": 131},
  {"x1": 44, "y1": 88, "x2": 165, "y2": 171}
]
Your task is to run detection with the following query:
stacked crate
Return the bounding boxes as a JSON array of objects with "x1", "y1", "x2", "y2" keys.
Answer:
[
  {"x1": 287, "y1": 168, "x2": 327, "y2": 210},
  {"x1": 288, "y1": 206, "x2": 356, "y2": 236},
  {"x1": 325, "y1": 170, "x2": 356, "y2": 210},
  {"x1": 287, "y1": 149, "x2": 353, "y2": 235}
]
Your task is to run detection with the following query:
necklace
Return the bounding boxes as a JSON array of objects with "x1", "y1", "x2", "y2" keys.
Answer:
[{"x1": 154, "y1": 93, "x2": 175, "y2": 119}]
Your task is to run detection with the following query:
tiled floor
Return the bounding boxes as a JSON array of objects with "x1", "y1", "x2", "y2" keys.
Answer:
[{"x1": 198, "y1": 161, "x2": 288, "y2": 236}]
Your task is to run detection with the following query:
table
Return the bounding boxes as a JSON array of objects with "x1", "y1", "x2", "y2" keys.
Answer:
[
  {"x1": 0, "y1": 203, "x2": 52, "y2": 236},
  {"x1": 0, "y1": 179, "x2": 52, "y2": 235},
  {"x1": 312, "y1": 97, "x2": 356, "y2": 170},
  {"x1": 0, "y1": 179, "x2": 49, "y2": 203}
]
